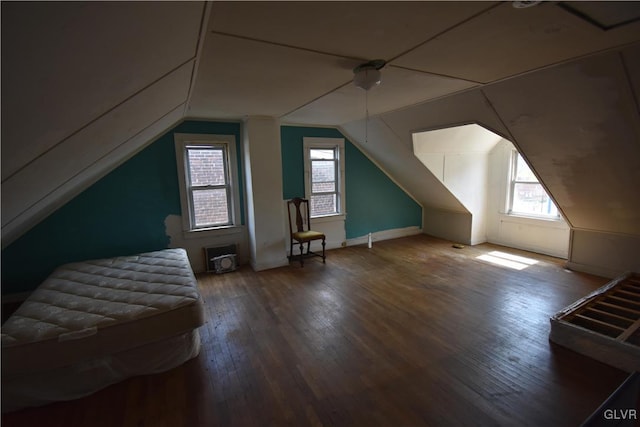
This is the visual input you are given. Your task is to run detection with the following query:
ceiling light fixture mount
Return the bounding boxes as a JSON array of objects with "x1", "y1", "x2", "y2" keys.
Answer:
[
  {"x1": 353, "y1": 60, "x2": 386, "y2": 144},
  {"x1": 512, "y1": 1, "x2": 542, "y2": 9},
  {"x1": 353, "y1": 59, "x2": 386, "y2": 91}
]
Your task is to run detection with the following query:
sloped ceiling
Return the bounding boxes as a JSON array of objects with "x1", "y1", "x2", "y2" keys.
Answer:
[
  {"x1": 413, "y1": 124, "x2": 503, "y2": 155},
  {"x1": 1, "y1": 1, "x2": 206, "y2": 245},
  {"x1": 484, "y1": 49, "x2": 640, "y2": 235},
  {"x1": 2, "y1": 1, "x2": 640, "y2": 246}
]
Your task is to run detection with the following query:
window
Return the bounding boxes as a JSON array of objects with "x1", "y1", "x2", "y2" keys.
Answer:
[
  {"x1": 303, "y1": 137, "x2": 345, "y2": 218},
  {"x1": 509, "y1": 151, "x2": 559, "y2": 218},
  {"x1": 175, "y1": 134, "x2": 240, "y2": 231}
]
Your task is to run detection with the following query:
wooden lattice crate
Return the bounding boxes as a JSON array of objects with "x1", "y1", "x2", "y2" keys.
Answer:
[{"x1": 550, "y1": 272, "x2": 640, "y2": 372}]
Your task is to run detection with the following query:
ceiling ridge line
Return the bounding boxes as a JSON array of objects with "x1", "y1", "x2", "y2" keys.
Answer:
[
  {"x1": 384, "y1": 2, "x2": 502, "y2": 65},
  {"x1": 364, "y1": 85, "x2": 482, "y2": 125},
  {"x1": 386, "y1": 4, "x2": 640, "y2": 85},
  {"x1": 481, "y1": 40, "x2": 640, "y2": 88},
  {"x1": 185, "y1": 1, "x2": 213, "y2": 112},
  {"x1": 1, "y1": 57, "x2": 197, "y2": 185},
  {"x1": 209, "y1": 30, "x2": 368, "y2": 63},
  {"x1": 374, "y1": 41, "x2": 640, "y2": 124},
  {"x1": 276, "y1": 3, "x2": 499, "y2": 123},
  {"x1": 478, "y1": 89, "x2": 517, "y2": 145},
  {"x1": 386, "y1": 64, "x2": 483, "y2": 85},
  {"x1": 2, "y1": 101, "x2": 187, "y2": 244},
  {"x1": 281, "y1": 68, "x2": 483, "y2": 124},
  {"x1": 279, "y1": 81, "x2": 353, "y2": 120},
  {"x1": 378, "y1": 116, "x2": 404, "y2": 146}
]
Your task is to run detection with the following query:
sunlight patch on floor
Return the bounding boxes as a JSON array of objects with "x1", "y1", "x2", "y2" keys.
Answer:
[{"x1": 477, "y1": 251, "x2": 539, "y2": 270}]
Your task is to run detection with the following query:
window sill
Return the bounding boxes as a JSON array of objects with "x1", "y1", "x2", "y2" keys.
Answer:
[
  {"x1": 501, "y1": 213, "x2": 568, "y2": 229},
  {"x1": 310, "y1": 214, "x2": 345, "y2": 223},
  {"x1": 182, "y1": 225, "x2": 245, "y2": 240},
  {"x1": 508, "y1": 212, "x2": 561, "y2": 221}
]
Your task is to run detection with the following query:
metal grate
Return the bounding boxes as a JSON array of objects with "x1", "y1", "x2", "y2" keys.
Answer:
[{"x1": 204, "y1": 244, "x2": 237, "y2": 272}]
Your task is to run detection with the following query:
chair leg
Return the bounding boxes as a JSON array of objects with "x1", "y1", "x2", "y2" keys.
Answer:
[
  {"x1": 290, "y1": 238, "x2": 294, "y2": 260},
  {"x1": 322, "y1": 237, "x2": 326, "y2": 263},
  {"x1": 299, "y1": 241, "x2": 304, "y2": 267}
]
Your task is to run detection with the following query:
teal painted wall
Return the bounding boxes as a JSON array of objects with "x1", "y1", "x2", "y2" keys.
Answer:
[
  {"x1": 280, "y1": 126, "x2": 422, "y2": 240},
  {"x1": 3, "y1": 121, "x2": 417, "y2": 294},
  {"x1": 2, "y1": 120, "x2": 242, "y2": 294},
  {"x1": 281, "y1": 126, "x2": 344, "y2": 199}
]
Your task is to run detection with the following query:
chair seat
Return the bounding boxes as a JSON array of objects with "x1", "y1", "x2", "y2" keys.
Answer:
[
  {"x1": 287, "y1": 197, "x2": 326, "y2": 266},
  {"x1": 292, "y1": 230, "x2": 325, "y2": 242}
]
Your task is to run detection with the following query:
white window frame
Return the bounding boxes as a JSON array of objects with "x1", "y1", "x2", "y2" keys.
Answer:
[
  {"x1": 174, "y1": 133, "x2": 241, "y2": 232},
  {"x1": 508, "y1": 150, "x2": 560, "y2": 220},
  {"x1": 303, "y1": 137, "x2": 346, "y2": 220}
]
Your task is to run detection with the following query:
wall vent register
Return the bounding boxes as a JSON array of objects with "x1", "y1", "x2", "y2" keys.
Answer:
[
  {"x1": 212, "y1": 254, "x2": 237, "y2": 274},
  {"x1": 204, "y1": 244, "x2": 237, "y2": 273}
]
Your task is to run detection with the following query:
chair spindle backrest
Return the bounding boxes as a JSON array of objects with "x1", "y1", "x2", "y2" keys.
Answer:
[{"x1": 288, "y1": 198, "x2": 310, "y2": 233}]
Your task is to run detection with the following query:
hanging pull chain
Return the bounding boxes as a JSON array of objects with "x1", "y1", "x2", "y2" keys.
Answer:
[{"x1": 365, "y1": 89, "x2": 369, "y2": 144}]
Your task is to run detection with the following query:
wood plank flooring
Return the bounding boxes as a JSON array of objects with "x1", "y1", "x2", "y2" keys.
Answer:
[{"x1": 2, "y1": 235, "x2": 629, "y2": 426}]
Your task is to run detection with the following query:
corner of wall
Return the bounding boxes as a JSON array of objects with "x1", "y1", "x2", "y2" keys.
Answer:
[
  {"x1": 423, "y1": 207, "x2": 472, "y2": 244},
  {"x1": 567, "y1": 230, "x2": 640, "y2": 278}
]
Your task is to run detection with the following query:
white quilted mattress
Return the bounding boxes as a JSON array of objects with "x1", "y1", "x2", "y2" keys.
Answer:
[{"x1": 2, "y1": 248, "x2": 205, "y2": 376}]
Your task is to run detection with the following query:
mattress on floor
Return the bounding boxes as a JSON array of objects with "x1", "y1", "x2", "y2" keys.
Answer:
[
  {"x1": 1, "y1": 248, "x2": 206, "y2": 377},
  {"x1": 2, "y1": 329, "x2": 201, "y2": 413}
]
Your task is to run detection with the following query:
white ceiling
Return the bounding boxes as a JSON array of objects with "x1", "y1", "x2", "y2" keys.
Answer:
[
  {"x1": 188, "y1": 1, "x2": 640, "y2": 123},
  {"x1": 1, "y1": 1, "x2": 203, "y2": 180},
  {"x1": 413, "y1": 124, "x2": 503, "y2": 154},
  {"x1": 2, "y1": 1, "x2": 640, "y2": 245}
]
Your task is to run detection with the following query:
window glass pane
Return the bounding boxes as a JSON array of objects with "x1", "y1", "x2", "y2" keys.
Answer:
[
  {"x1": 515, "y1": 154, "x2": 538, "y2": 182},
  {"x1": 310, "y1": 148, "x2": 335, "y2": 160},
  {"x1": 312, "y1": 160, "x2": 336, "y2": 183},
  {"x1": 187, "y1": 148, "x2": 226, "y2": 186},
  {"x1": 311, "y1": 194, "x2": 337, "y2": 216},
  {"x1": 192, "y1": 188, "x2": 229, "y2": 226},
  {"x1": 512, "y1": 183, "x2": 558, "y2": 217},
  {"x1": 312, "y1": 182, "x2": 335, "y2": 193}
]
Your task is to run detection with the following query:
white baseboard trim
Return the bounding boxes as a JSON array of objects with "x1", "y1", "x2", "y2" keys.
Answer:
[
  {"x1": 487, "y1": 238, "x2": 568, "y2": 259},
  {"x1": 287, "y1": 239, "x2": 342, "y2": 254},
  {"x1": 346, "y1": 226, "x2": 422, "y2": 247}
]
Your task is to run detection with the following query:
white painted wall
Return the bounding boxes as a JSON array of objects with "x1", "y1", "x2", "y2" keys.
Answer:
[
  {"x1": 283, "y1": 203, "x2": 345, "y2": 255},
  {"x1": 412, "y1": 128, "x2": 570, "y2": 257},
  {"x1": 567, "y1": 230, "x2": 640, "y2": 278},
  {"x1": 413, "y1": 124, "x2": 501, "y2": 245},
  {"x1": 414, "y1": 152, "x2": 489, "y2": 244},
  {"x1": 164, "y1": 214, "x2": 249, "y2": 273},
  {"x1": 341, "y1": 49, "x2": 640, "y2": 275},
  {"x1": 243, "y1": 117, "x2": 289, "y2": 271},
  {"x1": 422, "y1": 207, "x2": 472, "y2": 245},
  {"x1": 487, "y1": 139, "x2": 570, "y2": 258}
]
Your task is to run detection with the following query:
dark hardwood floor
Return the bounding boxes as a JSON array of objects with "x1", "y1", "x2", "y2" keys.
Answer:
[{"x1": 2, "y1": 235, "x2": 629, "y2": 426}]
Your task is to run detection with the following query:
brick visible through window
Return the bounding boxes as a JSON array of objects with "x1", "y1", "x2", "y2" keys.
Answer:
[
  {"x1": 310, "y1": 148, "x2": 338, "y2": 216},
  {"x1": 304, "y1": 137, "x2": 345, "y2": 219},
  {"x1": 186, "y1": 145, "x2": 231, "y2": 227}
]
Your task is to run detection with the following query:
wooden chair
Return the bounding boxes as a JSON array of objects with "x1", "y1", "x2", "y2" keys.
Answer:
[{"x1": 287, "y1": 198, "x2": 326, "y2": 266}]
